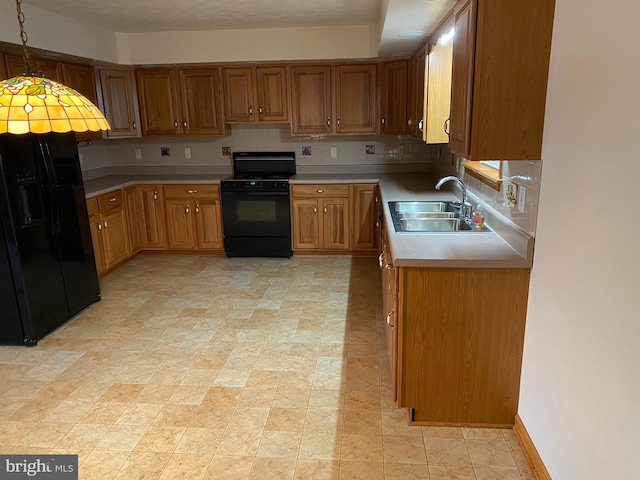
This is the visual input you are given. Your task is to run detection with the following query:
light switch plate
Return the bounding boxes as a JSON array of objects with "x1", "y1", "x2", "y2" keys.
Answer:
[
  {"x1": 134, "y1": 149, "x2": 142, "y2": 160},
  {"x1": 330, "y1": 147, "x2": 337, "y2": 158},
  {"x1": 184, "y1": 147, "x2": 191, "y2": 159},
  {"x1": 518, "y1": 185, "x2": 527, "y2": 213}
]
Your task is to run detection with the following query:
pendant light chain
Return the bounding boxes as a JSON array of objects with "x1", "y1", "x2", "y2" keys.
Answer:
[{"x1": 15, "y1": 0, "x2": 33, "y2": 75}]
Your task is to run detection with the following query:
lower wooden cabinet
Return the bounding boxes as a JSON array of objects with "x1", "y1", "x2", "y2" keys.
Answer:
[
  {"x1": 291, "y1": 184, "x2": 350, "y2": 252},
  {"x1": 381, "y1": 226, "x2": 531, "y2": 426},
  {"x1": 86, "y1": 190, "x2": 132, "y2": 276},
  {"x1": 350, "y1": 183, "x2": 379, "y2": 251},
  {"x1": 124, "y1": 185, "x2": 167, "y2": 251},
  {"x1": 163, "y1": 184, "x2": 223, "y2": 250}
]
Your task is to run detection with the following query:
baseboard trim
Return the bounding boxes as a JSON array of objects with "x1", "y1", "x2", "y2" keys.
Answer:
[{"x1": 514, "y1": 414, "x2": 552, "y2": 480}]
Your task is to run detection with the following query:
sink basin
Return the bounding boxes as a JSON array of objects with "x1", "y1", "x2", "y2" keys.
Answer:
[
  {"x1": 399, "y1": 218, "x2": 472, "y2": 232},
  {"x1": 390, "y1": 201, "x2": 456, "y2": 213},
  {"x1": 388, "y1": 201, "x2": 491, "y2": 233}
]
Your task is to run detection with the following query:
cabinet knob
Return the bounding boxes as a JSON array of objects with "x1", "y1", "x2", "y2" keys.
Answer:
[
  {"x1": 174, "y1": 120, "x2": 179, "y2": 129},
  {"x1": 195, "y1": 204, "x2": 200, "y2": 214},
  {"x1": 313, "y1": 207, "x2": 317, "y2": 214},
  {"x1": 185, "y1": 205, "x2": 190, "y2": 214},
  {"x1": 97, "y1": 223, "x2": 102, "y2": 231},
  {"x1": 323, "y1": 207, "x2": 327, "y2": 214},
  {"x1": 248, "y1": 105, "x2": 253, "y2": 115},
  {"x1": 386, "y1": 311, "x2": 394, "y2": 327},
  {"x1": 183, "y1": 120, "x2": 187, "y2": 128},
  {"x1": 327, "y1": 116, "x2": 331, "y2": 128},
  {"x1": 153, "y1": 191, "x2": 158, "y2": 201},
  {"x1": 103, "y1": 220, "x2": 108, "y2": 228},
  {"x1": 259, "y1": 104, "x2": 263, "y2": 115},
  {"x1": 381, "y1": 117, "x2": 386, "y2": 125}
]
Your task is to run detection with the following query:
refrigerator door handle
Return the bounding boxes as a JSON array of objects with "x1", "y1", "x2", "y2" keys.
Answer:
[{"x1": 37, "y1": 139, "x2": 60, "y2": 235}]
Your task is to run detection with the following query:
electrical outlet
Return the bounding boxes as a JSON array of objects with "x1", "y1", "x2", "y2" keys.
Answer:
[
  {"x1": 330, "y1": 147, "x2": 337, "y2": 158},
  {"x1": 518, "y1": 185, "x2": 527, "y2": 213},
  {"x1": 134, "y1": 149, "x2": 142, "y2": 160},
  {"x1": 505, "y1": 181, "x2": 518, "y2": 208},
  {"x1": 184, "y1": 147, "x2": 191, "y2": 159}
]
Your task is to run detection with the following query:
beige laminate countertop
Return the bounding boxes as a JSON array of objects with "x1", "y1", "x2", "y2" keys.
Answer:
[{"x1": 82, "y1": 171, "x2": 533, "y2": 269}]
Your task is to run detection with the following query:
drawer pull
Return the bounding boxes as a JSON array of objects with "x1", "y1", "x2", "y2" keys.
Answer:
[
  {"x1": 109, "y1": 197, "x2": 117, "y2": 202},
  {"x1": 316, "y1": 189, "x2": 324, "y2": 193},
  {"x1": 386, "y1": 311, "x2": 394, "y2": 327},
  {"x1": 97, "y1": 223, "x2": 102, "y2": 231},
  {"x1": 378, "y1": 252, "x2": 393, "y2": 270},
  {"x1": 103, "y1": 220, "x2": 108, "y2": 228},
  {"x1": 186, "y1": 190, "x2": 198, "y2": 194}
]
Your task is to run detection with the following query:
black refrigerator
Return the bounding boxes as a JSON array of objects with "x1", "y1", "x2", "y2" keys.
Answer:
[{"x1": 0, "y1": 132, "x2": 100, "y2": 346}]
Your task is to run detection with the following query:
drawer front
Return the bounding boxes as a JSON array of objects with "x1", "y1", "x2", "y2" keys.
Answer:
[
  {"x1": 163, "y1": 184, "x2": 219, "y2": 199},
  {"x1": 86, "y1": 196, "x2": 99, "y2": 216},
  {"x1": 97, "y1": 190, "x2": 123, "y2": 211},
  {"x1": 291, "y1": 184, "x2": 349, "y2": 198}
]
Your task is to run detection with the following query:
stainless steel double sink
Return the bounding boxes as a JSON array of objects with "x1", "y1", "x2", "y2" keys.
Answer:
[{"x1": 388, "y1": 201, "x2": 491, "y2": 233}]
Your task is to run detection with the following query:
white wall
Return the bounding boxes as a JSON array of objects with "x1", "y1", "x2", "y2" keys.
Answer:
[{"x1": 518, "y1": 1, "x2": 640, "y2": 478}]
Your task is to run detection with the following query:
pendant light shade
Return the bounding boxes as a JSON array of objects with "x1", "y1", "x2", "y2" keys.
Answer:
[
  {"x1": 0, "y1": 0, "x2": 111, "y2": 135},
  {"x1": 0, "y1": 75, "x2": 111, "y2": 135}
]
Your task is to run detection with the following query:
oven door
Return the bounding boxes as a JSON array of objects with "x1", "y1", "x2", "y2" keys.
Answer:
[{"x1": 221, "y1": 190, "x2": 291, "y2": 238}]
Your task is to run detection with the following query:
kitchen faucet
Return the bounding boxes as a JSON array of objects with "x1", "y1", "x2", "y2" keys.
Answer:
[{"x1": 435, "y1": 176, "x2": 472, "y2": 223}]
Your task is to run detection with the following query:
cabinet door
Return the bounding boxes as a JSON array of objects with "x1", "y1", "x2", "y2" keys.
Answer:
[
  {"x1": 165, "y1": 199, "x2": 195, "y2": 249},
  {"x1": 138, "y1": 186, "x2": 167, "y2": 249},
  {"x1": 255, "y1": 66, "x2": 288, "y2": 122},
  {"x1": 195, "y1": 199, "x2": 223, "y2": 249},
  {"x1": 34, "y1": 59, "x2": 62, "y2": 82},
  {"x1": 0, "y1": 54, "x2": 7, "y2": 79},
  {"x1": 88, "y1": 214, "x2": 106, "y2": 275},
  {"x1": 322, "y1": 198, "x2": 349, "y2": 250},
  {"x1": 98, "y1": 68, "x2": 141, "y2": 138},
  {"x1": 290, "y1": 66, "x2": 332, "y2": 135},
  {"x1": 414, "y1": 48, "x2": 428, "y2": 138},
  {"x1": 334, "y1": 64, "x2": 377, "y2": 134},
  {"x1": 222, "y1": 67, "x2": 255, "y2": 123},
  {"x1": 380, "y1": 60, "x2": 408, "y2": 134},
  {"x1": 180, "y1": 68, "x2": 225, "y2": 135},
  {"x1": 137, "y1": 69, "x2": 181, "y2": 135},
  {"x1": 123, "y1": 187, "x2": 142, "y2": 254},
  {"x1": 62, "y1": 63, "x2": 102, "y2": 141},
  {"x1": 291, "y1": 199, "x2": 320, "y2": 249},
  {"x1": 350, "y1": 184, "x2": 377, "y2": 251},
  {"x1": 4, "y1": 54, "x2": 26, "y2": 77},
  {"x1": 426, "y1": 37, "x2": 454, "y2": 144},
  {"x1": 381, "y1": 231, "x2": 398, "y2": 400},
  {"x1": 101, "y1": 207, "x2": 131, "y2": 268},
  {"x1": 448, "y1": 0, "x2": 474, "y2": 155}
]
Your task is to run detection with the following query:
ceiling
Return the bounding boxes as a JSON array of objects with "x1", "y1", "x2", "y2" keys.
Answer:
[{"x1": 23, "y1": 0, "x2": 455, "y2": 57}]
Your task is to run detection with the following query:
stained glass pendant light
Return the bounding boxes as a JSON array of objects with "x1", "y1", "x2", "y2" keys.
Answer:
[{"x1": 0, "y1": 0, "x2": 110, "y2": 135}]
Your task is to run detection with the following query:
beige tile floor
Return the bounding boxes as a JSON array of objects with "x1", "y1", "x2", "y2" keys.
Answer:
[{"x1": 0, "y1": 255, "x2": 535, "y2": 479}]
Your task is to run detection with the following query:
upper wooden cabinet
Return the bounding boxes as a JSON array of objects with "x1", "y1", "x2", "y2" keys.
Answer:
[
  {"x1": 449, "y1": 0, "x2": 555, "y2": 160},
  {"x1": 62, "y1": 63, "x2": 101, "y2": 141},
  {"x1": 0, "y1": 54, "x2": 6, "y2": 79},
  {"x1": 137, "y1": 68, "x2": 225, "y2": 136},
  {"x1": 425, "y1": 33, "x2": 454, "y2": 144},
  {"x1": 222, "y1": 66, "x2": 288, "y2": 123},
  {"x1": 97, "y1": 68, "x2": 142, "y2": 138},
  {"x1": 380, "y1": 60, "x2": 409, "y2": 135},
  {"x1": 408, "y1": 48, "x2": 428, "y2": 138},
  {"x1": 34, "y1": 59, "x2": 62, "y2": 83},
  {"x1": 4, "y1": 54, "x2": 27, "y2": 77},
  {"x1": 290, "y1": 64, "x2": 377, "y2": 135}
]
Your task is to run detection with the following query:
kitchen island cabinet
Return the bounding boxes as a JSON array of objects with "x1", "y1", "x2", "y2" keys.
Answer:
[{"x1": 448, "y1": 0, "x2": 555, "y2": 160}]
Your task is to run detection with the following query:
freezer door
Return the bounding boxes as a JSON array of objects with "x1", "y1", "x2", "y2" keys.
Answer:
[
  {"x1": 0, "y1": 134, "x2": 70, "y2": 341},
  {"x1": 44, "y1": 133, "x2": 100, "y2": 316}
]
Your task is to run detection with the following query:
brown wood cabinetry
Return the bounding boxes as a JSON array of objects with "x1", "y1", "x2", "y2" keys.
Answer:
[
  {"x1": 426, "y1": 33, "x2": 454, "y2": 144},
  {"x1": 408, "y1": 48, "x2": 428, "y2": 138},
  {"x1": 350, "y1": 183, "x2": 379, "y2": 251},
  {"x1": 87, "y1": 190, "x2": 132, "y2": 275},
  {"x1": 380, "y1": 227, "x2": 531, "y2": 426},
  {"x1": 0, "y1": 54, "x2": 6, "y2": 78},
  {"x1": 97, "y1": 68, "x2": 141, "y2": 138},
  {"x1": 449, "y1": 0, "x2": 555, "y2": 160},
  {"x1": 222, "y1": 66, "x2": 288, "y2": 123},
  {"x1": 3, "y1": 54, "x2": 25, "y2": 77},
  {"x1": 124, "y1": 185, "x2": 167, "y2": 252},
  {"x1": 62, "y1": 63, "x2": 102, "y2": 141},
  {"x1": 163, "y1": 184, "x2": 223, "y2": 250},
  {"x1": 290, "y1": 64, "x2": 377, "y2": 135},
  {"x1": 137, "y1": 68, "x2": 225, "y2": 136},
  {"x1": 290, "y1": 184, "x2": 350, "y2": 251},
  {"x1": 380, "y1": 60, "x2": 409, "y2": 134}
]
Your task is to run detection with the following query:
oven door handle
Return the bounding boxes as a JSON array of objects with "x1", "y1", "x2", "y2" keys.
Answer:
[{"x1": 221, "y1": 191, "x2": 290, "y2": 197}]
